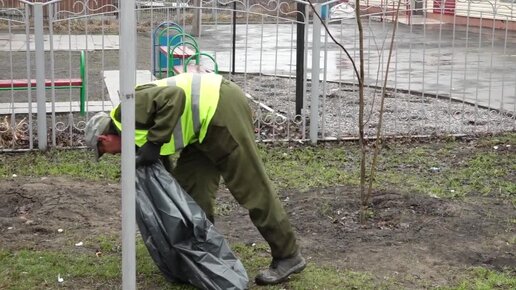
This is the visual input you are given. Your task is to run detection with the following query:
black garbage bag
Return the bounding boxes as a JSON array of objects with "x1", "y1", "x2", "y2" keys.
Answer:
[{"x1": 135, "y1": 162, "x2": 249, "y2": 290}]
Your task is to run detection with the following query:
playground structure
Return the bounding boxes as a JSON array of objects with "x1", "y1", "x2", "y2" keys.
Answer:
[
  {"x1": 152, "y1": 21, "x2": 218, "y2": 78},
  {"x1": 0, "y1": 50, "x2": 87, "y2": 115}
]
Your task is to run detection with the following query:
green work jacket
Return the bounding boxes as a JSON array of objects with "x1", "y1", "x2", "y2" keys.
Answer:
[{"x1": 110, "y1": 73, "x2": 223, "y2": 155}]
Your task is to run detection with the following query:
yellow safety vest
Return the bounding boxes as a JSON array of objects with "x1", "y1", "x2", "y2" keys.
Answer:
[{"x1": 110, "y1": 73, "x2": 222, "y2": 155}]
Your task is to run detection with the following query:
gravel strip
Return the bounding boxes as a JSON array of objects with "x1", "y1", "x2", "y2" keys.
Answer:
[{"x1": 230, "y1": 74, "x2": 516, "y2": 140}]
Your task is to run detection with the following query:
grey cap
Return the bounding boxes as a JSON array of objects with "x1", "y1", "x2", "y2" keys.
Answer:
[{"x1": 84, "y1": 112, "x2": 111, "y2": 160}]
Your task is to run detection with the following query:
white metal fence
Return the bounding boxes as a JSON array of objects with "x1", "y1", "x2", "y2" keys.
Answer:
[{"x1": 0, "y1": 0, "x2": 515, "y2": 151}]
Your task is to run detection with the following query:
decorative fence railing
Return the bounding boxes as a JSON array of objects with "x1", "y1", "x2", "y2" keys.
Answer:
[{"x1": 0, "y1": 0, "x2": 514, "y2": 151}]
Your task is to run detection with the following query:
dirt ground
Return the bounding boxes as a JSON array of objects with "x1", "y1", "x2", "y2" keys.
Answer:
[{"x1": 1, "y1": 173, "x2": 514, "y2": 289}]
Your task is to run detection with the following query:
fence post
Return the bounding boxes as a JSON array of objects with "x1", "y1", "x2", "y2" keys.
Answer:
[
  {"x1": 310, "y1": 3, "x2": 322, "y2": 145},
  {"x1": 33, "y1": 2, "x2": 47, "y2": 151},
  {"x1": 295, "y1": 2, "x2": 305, "y2": 116},
  {"x1": 191, "y1": 0, "x2": 201, "y2": 36},
  {"x1": 119, "y1": 0, "x2": 137, "y2": 289}
]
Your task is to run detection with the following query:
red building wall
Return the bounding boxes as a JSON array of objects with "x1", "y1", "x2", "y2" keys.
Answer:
[{"x1": 433, "y1": 0, "x2": 456, "y2": 15}]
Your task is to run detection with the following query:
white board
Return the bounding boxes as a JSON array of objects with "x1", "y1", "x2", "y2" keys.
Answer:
[{"x1": 102, "y1": 70, "x2": 156, "y2": 107}]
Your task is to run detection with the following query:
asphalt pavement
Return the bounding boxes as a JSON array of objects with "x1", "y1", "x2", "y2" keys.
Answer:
[{"x1": 198, "y1": 21, "x2": 516, "y2": 113}]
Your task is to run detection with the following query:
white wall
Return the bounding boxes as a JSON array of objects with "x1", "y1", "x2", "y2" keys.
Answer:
[{"x1": 455, "y1": 0, "x2": 516, "y2": 20}]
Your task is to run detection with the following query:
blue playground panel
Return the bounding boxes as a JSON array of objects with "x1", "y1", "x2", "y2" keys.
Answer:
[
  {"x1": 158, "y1": 32, "x2": 182, "y2": 67},
  {"x1": 153, "y1": 22, "x2": 184, "y2": 76}
]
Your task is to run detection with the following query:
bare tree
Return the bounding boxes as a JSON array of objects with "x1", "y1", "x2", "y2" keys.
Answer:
[
  {"x1": 356, "y1": 0, "x2": 403, "y2": 223},
  {"x1": 308, "y1": 0, "x2": 402, "y2": 223},
  {"x1": 364, "y1": 0, "x2": 403, "y2": 217}
]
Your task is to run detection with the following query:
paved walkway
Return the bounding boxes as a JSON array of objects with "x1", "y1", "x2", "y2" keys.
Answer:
[{"x1": 0, "y1": 34, "x2": 119, "y2": 51}]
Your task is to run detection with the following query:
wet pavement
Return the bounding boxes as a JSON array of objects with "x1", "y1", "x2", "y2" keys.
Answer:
[{"x1": 199, "y1": 21, "x2": 516, "y2": 113}]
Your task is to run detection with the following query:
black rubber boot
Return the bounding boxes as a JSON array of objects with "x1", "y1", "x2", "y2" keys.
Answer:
[{"x1": 255, "y1": 252, "x2": 306, "y2": 285}]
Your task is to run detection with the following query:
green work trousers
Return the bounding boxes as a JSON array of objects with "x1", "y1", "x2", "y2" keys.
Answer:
[{"x1": 162, "y1": 79, "x2": 298, "y2": 259}]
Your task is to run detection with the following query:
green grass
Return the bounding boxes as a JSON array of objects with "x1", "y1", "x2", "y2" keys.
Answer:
[
  {"x1": 0, "y1": 238, "x2": 191, "y2": 290},
  {"x1": 262, "y1": 145, "x2": 361, "y2": 191},
  {"x1": 0, "y1": 248, "x2": 121, "y2": 289},
  {"x1": 262, "y1": 134, "x2": 515, "y2": 198},
  {"x1": 0, "y1": 150, "x2": 120, "y2": 181},
  {"x1": 1, "y1": 134, "x2": 515, "y2": 199},
  {"x1": 0, "y1": 238, "x2": 383, "y2": 290},
  {"x1": 439, "y1": 268, "x2": 516, "y2": 290},
  {"x1": 2, "y1": 237, "x2": 514, "y2": 289}
]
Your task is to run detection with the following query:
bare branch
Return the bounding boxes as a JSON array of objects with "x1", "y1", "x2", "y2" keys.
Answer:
[{"x1": 364, "y1": 0, "x2": 403, "y2": 208}]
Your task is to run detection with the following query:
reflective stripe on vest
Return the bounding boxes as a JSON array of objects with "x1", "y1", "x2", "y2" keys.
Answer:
[
  {"x1": 164, "y1": 77, "x2": 185, "y2": 150},
  {"x1": 111, "y1": 73, "x2": 222, "y2": 155}
]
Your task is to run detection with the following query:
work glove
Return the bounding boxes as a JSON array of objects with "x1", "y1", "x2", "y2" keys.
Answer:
[{"x1": 136, "y1": 141, "x2": 161, "y2": 167}]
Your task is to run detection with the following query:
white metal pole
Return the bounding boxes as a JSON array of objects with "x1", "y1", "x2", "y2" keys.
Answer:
[
  {"x1": 119, "y1": 0, "x2": 136, "y2": 289},
  {"x1": 23, "y1": 3, "x2": 33, "y2": 150},
  {"x1": 33, "y1": 3, "x2": 47, "y2": 151},
  {"x1": 310, "y1": 3, "x2": 321, "y2": 145}
]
